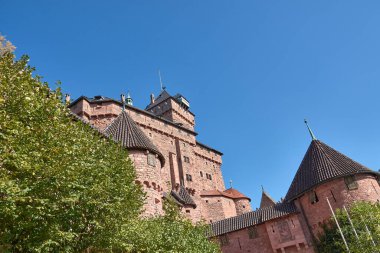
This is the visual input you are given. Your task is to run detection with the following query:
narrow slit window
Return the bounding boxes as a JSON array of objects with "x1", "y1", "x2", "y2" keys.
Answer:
[
  {"x1": 186, "y1": 174, "x2": 193, "y2": 182},
  {"x1": 309, "y1": 191, "x2": 319, "y2": 204}
]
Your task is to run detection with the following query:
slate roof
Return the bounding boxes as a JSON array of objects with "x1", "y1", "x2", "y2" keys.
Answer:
[
  {"x1": 145, "y1": 90, "x2": 171, "y2": 110},
  {"x1": 171, "y1": 185, "x2": 196, "y2": 207},
  {"x1": 260, "y1": 191, "x2": 276, "y2": 208},
  {"x1": 285, "y1": 140, "x2": 379, "y2": 201},
  {"x1": 103, "y1": 111, "x2": 165, "y2": 166},
  {"x1": 209, "y1": 202, "x2": 297, "y2": 237}
]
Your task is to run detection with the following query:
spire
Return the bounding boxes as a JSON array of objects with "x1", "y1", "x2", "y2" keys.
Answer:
[
  {"x1": 304, "y1": 119, "x2": 317, "y2": 140},
  {"x1": 126, "y1": 91, "x2": 133, "y2": 106},
  {"x1": 260, "y1": 188, "x2": 276, "y2": 208}
]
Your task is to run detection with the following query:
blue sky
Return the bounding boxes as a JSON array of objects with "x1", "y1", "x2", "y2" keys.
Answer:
[{"x1": 2, "y1": 0, "x2": 380, "y2": 208}]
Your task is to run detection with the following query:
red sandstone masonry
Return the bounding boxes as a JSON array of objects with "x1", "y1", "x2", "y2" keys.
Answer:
[
  {"x1": 70, "y1": 97, "x2": 229, "y2": 222},
  {"x1": 297, "y1": 174, "x2": 380, "y2": 238}
]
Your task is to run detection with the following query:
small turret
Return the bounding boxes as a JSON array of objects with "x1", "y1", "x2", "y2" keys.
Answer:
[{"x1": 126, "y1": 92, "x2": 133, "y2": 106}]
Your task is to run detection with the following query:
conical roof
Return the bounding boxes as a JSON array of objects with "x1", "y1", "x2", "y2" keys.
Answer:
[
  {"x1": 285, "y1": 140, "x2": 377, "y2": 201},
  {"x1": 260, "y1": 190, "x2": 276, "y2": 208},
  {"x1": 104, "y1": 111, "x2": 165, "y2": 166}
]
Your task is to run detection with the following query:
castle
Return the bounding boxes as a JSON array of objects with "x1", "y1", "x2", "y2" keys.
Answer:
[{"x1": 69, "y1": 90, "x2": 380, "y2": 253}]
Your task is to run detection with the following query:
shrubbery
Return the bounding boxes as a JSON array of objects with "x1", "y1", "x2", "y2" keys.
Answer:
[{"x1": 316, "y1": 201, "x2": 380, "y2": 253}]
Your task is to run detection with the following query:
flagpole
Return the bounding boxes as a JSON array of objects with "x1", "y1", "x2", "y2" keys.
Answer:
[
  {"x1": 360, "y1": 215, "x2": 376, "y2": 247},
  {"x1": 326, "y1": 197, "x2": 351, "y2": 253},
  {"x1": 343, "y1": 206, "x2": 359, "y2": 241}
]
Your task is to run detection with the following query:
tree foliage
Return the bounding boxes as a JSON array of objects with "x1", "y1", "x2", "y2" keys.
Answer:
[
  {"x1": 0, "y1": 42, "x2": 220, "y2": 252},
  {"x1": 0, "y1": 51, "x2": 144, "y2": 252},
  {"x1": 113, "y1": 196, "x2": 221, "y2": 253},
  {"x1": 316, "y1": 201, "x2": 380, "y2": 253}
]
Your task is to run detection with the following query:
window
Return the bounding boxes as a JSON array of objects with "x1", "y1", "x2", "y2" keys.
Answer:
[
  {"x1": 345, "y1": 175, "x2": 358, "y2": 190},
  {"x1": 183, "y1": 156, "x2": 190, "y2": 163},
  {"x1": 206, "y1": 173, "x2": 212, "y2": 180},
  {"x1": 219, "y1": 235, "x2": 229, "y2": 246},
  {"x1": 200, "y1": 171, "x2": 203, "y2": 177},
  {"x1": 248, "y1": 226, "x2": 259, "y2": 239},
  {"x1": 309, "y1": 191, "x2": 319, "y2": 204},
  {"x1": 147, "y1": 154, "x2": 156, "y2": 166},
  {"x1": 186, "y1": 210, "x2": 190, "y2": 213},
  {"x1": 186, "y1": 174, "x2": 193, "y2": 182}
]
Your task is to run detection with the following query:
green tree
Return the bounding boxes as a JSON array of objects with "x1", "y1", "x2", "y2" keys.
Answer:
[
  {"x1": 316, "y1": 201, "x2": 380, "y2": 253},
  {"x1": 114, "y1": 196, "x2": 221, "y2": 253},
  {"x1": 0, "y1": 50, "x2": 144, "y2": 252}
]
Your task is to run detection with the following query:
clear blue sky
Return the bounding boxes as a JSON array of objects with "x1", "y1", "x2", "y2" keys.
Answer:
[{"x1": 2, "y1": 0, "x2": 380, "y2": 208}]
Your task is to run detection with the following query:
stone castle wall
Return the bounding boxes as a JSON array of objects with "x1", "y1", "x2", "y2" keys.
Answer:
[
  {"x1": 70, "y1": 98, "x2": 228, "y2": 222},
  {"x1": 219, "y1": 214, "x2": 314, "y2": 253},
  {"x1": 128, "y1": 150, "x2": 163, "y2": 216},
  {"x1": 297, "y1": 174, "x2": 380, "y2": 237}
]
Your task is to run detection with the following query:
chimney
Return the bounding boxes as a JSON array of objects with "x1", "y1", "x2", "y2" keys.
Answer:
[
  {"x1": 150, "y1": 93, "x2": 155, "y2": 104},
  {"x1": 65, "y1": 94, "x2": 71, "y2": 105},
  {"x1": 120, "y1": 94, "x2": 126, "y2": 104}
]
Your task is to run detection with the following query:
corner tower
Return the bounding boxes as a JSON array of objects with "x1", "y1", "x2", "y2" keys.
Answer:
[
  {"x1": 285, "y1": 139, "x2": 380, "y2": 237},
  {"x1": 104, "y1": 110, "x2": 165, "y2": 216}
]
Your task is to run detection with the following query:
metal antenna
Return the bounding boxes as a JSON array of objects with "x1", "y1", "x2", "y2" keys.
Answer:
[
  {"x1": 304, "y1": 119, "x2": 317, "y2": 140},
  {"x1": 158, "y1": 69, "x2": 166, "y2": 91}
]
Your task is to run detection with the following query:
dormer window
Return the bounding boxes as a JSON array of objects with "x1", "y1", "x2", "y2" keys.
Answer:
[
  {"x1": 344, "y1": 175, "x2": 358, "y2": 190},
  {"x1": 309, "y1": 191, "x2": 319, "y2": 204}
]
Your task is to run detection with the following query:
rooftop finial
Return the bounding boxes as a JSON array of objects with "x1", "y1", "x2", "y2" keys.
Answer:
[
  {"x1": 158, "y1": 69, "x2": 166, "y2": 91},
  {"x1": 261, "y1": 185, "x2": 264, "y2": 192},
  {"x1": 120, "y1": 94, "x2": 126, "y2": 111},
  {"x1": 304, "y1": 119, "x2": 317, "y2": 140},
  {"x1": 229, "y1": 179, "x2": 233, "y2": 188}
]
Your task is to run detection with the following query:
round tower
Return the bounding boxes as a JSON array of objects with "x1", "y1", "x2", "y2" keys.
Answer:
[
  {"x1": 285, "y1": 139, "x2": 380, "y2": 237},
  {"x1": 224, "y1": 188, "x2": 252, "y2": 215},
  {"x1": 104, "y1": 110, "x2": 166, "y2": 216}
]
